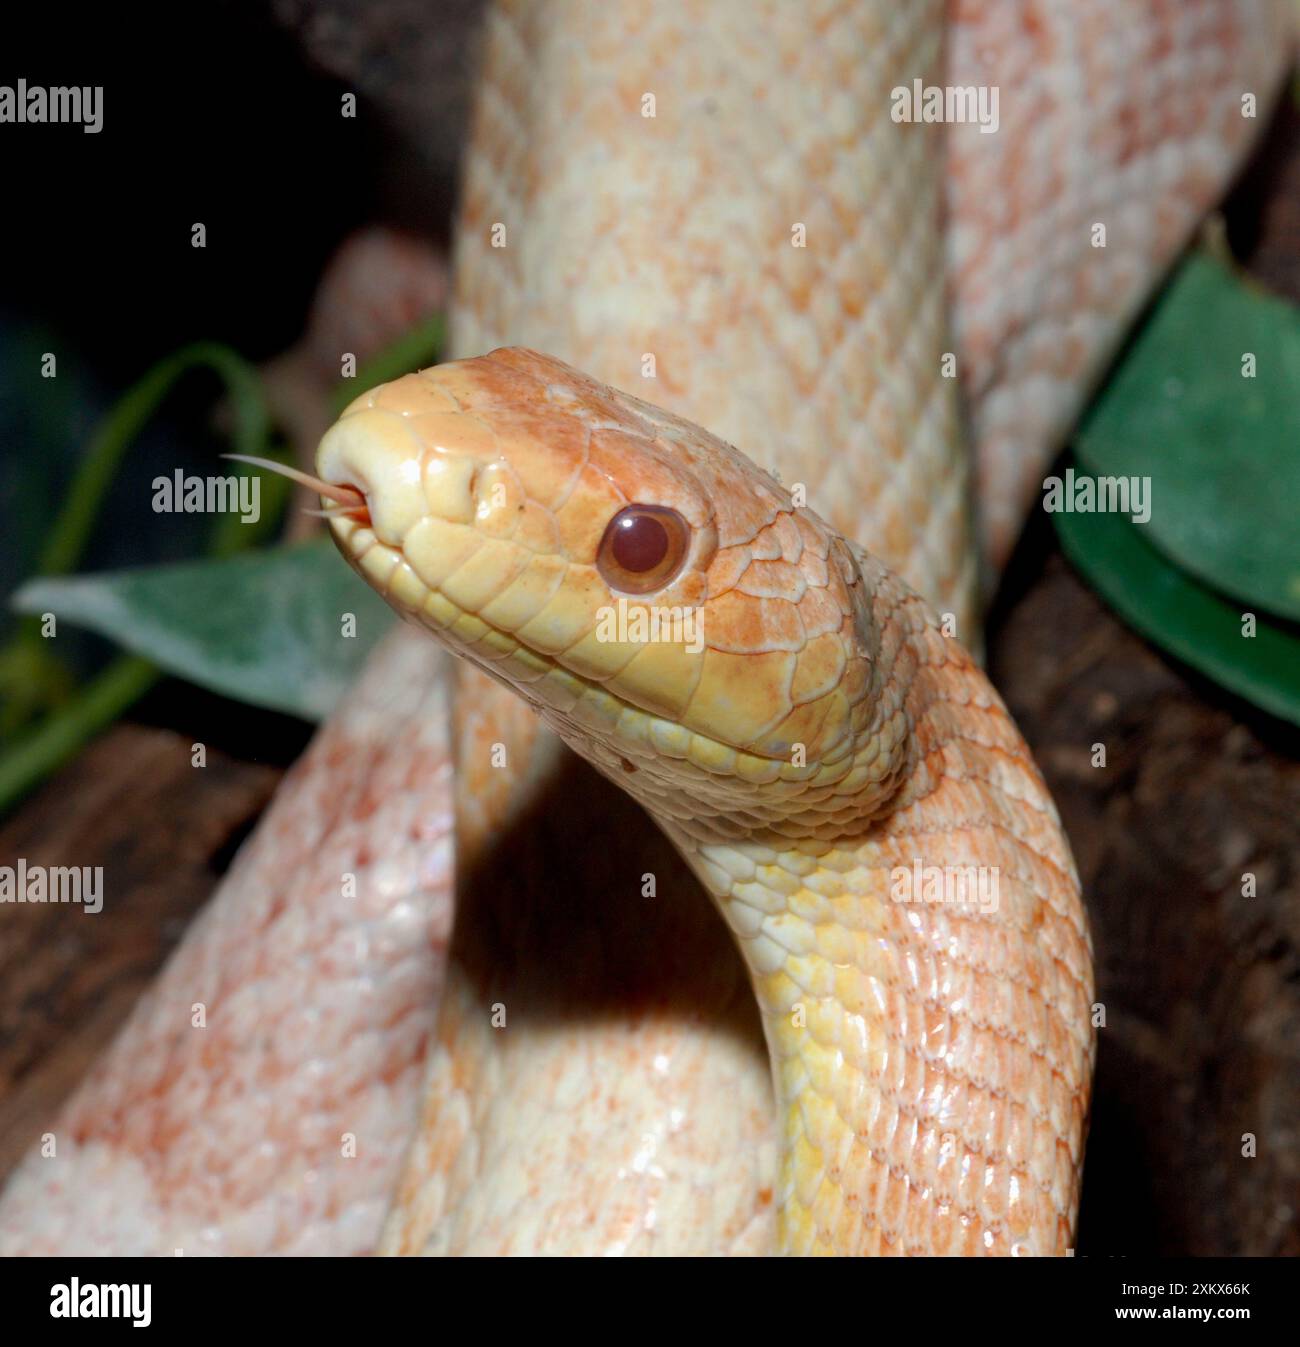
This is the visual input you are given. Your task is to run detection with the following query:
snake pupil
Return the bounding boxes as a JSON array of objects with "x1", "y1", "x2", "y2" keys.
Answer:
[{"x1": 611, "y1": 513, "x2": 669, "y2": 573}]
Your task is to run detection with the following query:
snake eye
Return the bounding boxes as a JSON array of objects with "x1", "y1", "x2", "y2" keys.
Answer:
[{"x1": 597, "y1": 504, "x2": 690, "y2": 594}]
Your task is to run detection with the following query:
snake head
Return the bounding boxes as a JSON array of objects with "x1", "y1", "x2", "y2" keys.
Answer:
[{"x1": 317, "y1": 348, "x2": 911, "y2": 838}]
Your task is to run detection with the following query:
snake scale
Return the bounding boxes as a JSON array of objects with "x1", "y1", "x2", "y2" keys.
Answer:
[{"x1": 0, "y1": 0, "x2": 1289, "y2": 1256}]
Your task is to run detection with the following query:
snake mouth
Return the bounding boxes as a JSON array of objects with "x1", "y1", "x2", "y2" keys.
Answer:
[
  {"x1": 222, "y1": 454, "x2": 371, "y2": 527},
  {"x1": 317, "y1": 480, "x2": 372, "y2": 528}
]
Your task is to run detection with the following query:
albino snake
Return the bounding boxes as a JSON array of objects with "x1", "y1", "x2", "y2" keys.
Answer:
[{"x1": 0, "y1": 0, "x2": 1290, "y2": 1256}]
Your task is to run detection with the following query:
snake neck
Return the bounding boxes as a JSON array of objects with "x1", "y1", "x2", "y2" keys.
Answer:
[{"x1": 655, "y1": 570, "x2": 1091, "y2": 1256}]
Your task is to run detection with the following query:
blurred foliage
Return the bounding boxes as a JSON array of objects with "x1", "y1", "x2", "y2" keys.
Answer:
[
  {"x1": 13, "y1": 541, "x2": 393, "y2": 721},
  {"x1": 1056, "y1": 490, "x2": 1300, "y2": 725},
  {"x1": 1060, "y1": 251, "x2": 1300, "y2": 725},
  {"x1": 1074, "y1": 253, "x2": 1300, "y2": 620},
  {"x1": 0, "y1": 316, "x2": 440, "y2": 813}
]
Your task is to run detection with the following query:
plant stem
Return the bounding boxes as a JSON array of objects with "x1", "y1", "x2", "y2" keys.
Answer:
[
  {"x1": 0, "y1": 655, "x2": 158, "y2": 813},
  {"x1": 39, "y1": 342, "x2": 269, "y2": 578},
  {"x1": 329, "y1": 315, "x2": 444, "y2": 418}
]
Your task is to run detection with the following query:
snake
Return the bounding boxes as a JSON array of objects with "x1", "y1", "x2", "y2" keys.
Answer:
[
  {"x1": 315, "y1": 344, "x2": 1090, "y2": 1255},
  {"x1": 0, "y1": 0, "x2": 1289, "y2": 1256}
]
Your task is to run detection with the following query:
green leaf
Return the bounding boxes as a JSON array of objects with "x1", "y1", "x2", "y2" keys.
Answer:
[
  {"x1": 1074, "y1": 251, "x2": 1300, "y2": 621},
  {"x1": 1054, "y1": 483, "x2": 1300, "y2": 727},
  {"x1": 9, "y1": 541, "x2": 395, "y2": 721}
]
